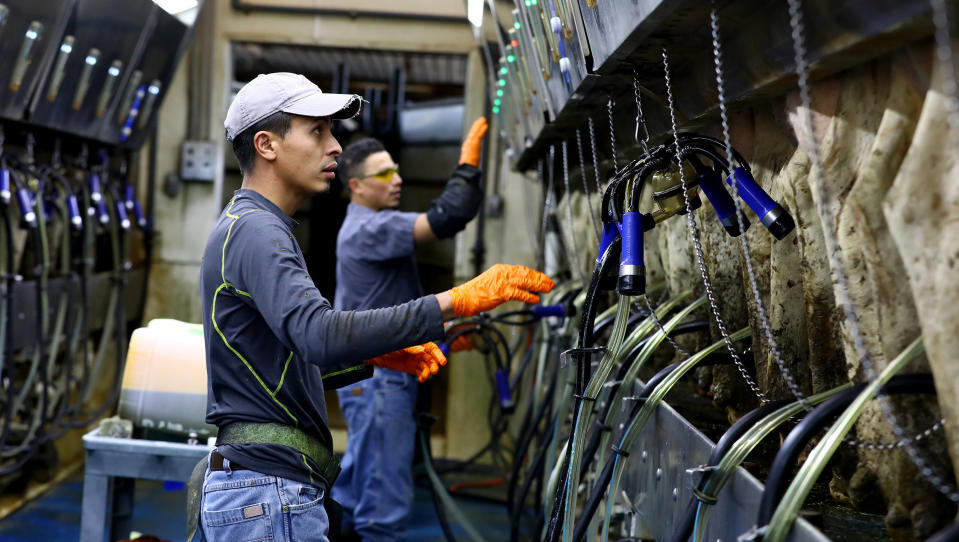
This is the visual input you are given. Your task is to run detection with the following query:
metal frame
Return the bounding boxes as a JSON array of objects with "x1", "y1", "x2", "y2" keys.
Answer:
[
  {"x1": 80, "y1": 428, "x2": 212, "y2": 542},
  {"x1": 610, "y1": 397, "x2": 830, "y2": 542},
  {"x1": 512, "y1": 0, "x2": 936, "y2": 171}
]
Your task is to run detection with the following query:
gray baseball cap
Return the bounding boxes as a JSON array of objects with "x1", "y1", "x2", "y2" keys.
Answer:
[{"x1": 224, "y1": 72, "x2": 362, "y2": 141}]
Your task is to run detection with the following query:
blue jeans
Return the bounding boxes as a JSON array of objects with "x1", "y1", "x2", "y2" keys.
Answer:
[
  {"x1": 333, "y1": 368, "x2": 418, "y2": 541},
  {"x1": 200, "y1": 452, "x2": 330, "y2": 542}
]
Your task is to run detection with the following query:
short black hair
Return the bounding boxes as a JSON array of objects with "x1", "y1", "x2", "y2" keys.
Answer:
[
  {"x1": 231, "y1": 111, "x2": 293, "y2": 174},
  {"x1": 338, "y1": 137, "x2": 386, "y2": 183}
]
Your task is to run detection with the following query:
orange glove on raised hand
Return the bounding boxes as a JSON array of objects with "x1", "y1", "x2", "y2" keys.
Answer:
[
  {"x1": 459, "y1": 117, "x2": 488, "y2": 167},
  {"x1": 448, "y1": 264, "x2": 555, "y2": 317},
  {"x1": 368, "y1": 342, "x2": 447, "y2": 382}
]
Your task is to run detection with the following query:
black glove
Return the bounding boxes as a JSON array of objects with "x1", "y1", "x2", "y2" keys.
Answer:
[{"x1": 426, "y1": 164, "x2": 482, "y2": 239}]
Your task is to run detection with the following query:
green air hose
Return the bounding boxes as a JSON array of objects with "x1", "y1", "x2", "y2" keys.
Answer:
[
  {"x1": 38, "y1": 193, "x2": 72, "y2": 432},
  {"x1": 561, "y1": 294, "x2": 634, "y2": 542},
  {"x1": 762, "y1": 337, "x2": 925, "y2": 542},
  {"x1": 1, "y1": 176, "x2": 50, "y2": 459},
  {"x1": 691, "y1": 384, "x2": 851, "y2": 542},
  {"x1": 418, "y1": 426, "x2": 488, "y2": 542},
  {"x1": 601, "y1": 328, "x2": 752, "y2": 541},
  {"x1": 557, "y1": 290, "x2": 698, "y2": 541},
  {"x1": 588, "y1": 292, "x2": 702, "y2": 506}
]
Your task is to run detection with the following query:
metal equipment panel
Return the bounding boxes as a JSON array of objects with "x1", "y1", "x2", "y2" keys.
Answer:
[
  {"x1": 0, "y1": 0, "x2": 76, "y2": 120},
  {"x1": 516, "y1": 0, "x2": 589, "y2": 121},
  {"x1": 612, "y1": 399, "x2": 830, "y2": 542},
  {"x1": 7, "y1": 269, "x2": 145, "y2": 351},
  {"x1": 28, "y1": 0, "x2": 156, "y2": 140},
  {"x1": 576, "y1": 0, "x2": 680, "y2": 74},
  {"x1": 99, "y1": 5, "x2": 191, "y2": 148}
]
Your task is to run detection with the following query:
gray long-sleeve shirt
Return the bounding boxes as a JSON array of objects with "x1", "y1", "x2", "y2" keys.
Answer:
[
  {"x1": 333, "y1": 202, "x2": 423, "y2": 311},
  {"x1": 200, "y1": 189, "x2": 445, "y2": 485}
]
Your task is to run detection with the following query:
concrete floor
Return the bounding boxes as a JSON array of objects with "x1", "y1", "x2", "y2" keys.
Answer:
[{"x1": 0, "y1": 471, "x2": 512, "y2": 541}]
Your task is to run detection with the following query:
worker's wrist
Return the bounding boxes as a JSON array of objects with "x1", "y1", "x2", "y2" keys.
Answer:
[
  {"x1": 452, "y1": 163, "x2": 481, "y2": 183},
  {"x1": 436, "y1": 291, "x2": 456, "y2": 320}
]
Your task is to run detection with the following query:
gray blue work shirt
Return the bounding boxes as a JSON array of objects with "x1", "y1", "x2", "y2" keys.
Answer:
[
  {"x1": 334, "y1": 202, "x2": 424, "y2": 311},
  {"x1": 200, "y1": 189, "x2": 445, "y2": 486}
]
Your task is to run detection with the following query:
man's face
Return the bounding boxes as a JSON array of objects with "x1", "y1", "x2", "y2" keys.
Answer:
[
  {"x1": 352, "y1": 150, "x2": 402, "y2": 210},
  {"x1": 272, "y1": 115, "x2": 341, "y2": 196}
]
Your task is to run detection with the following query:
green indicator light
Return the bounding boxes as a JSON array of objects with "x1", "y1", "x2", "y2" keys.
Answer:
[
  {"x1": 498, "y1": 78, "x2": 506, "y2": 86},
  {"x1": 497, "y1": 89, "x2": 504, "y2": 97},
  {"x1": 494, "y1": 98, "x2": 501, "y2": 105},
  {"x1": 531, "y1": 0, "x2": 536, "y2": 5},
  {"x1": 524, "y1": 0, "x2": 531, "y2": 6},
  {"x1": 507, "y1": 55, "x2": 516, "y2": 63},
  {"x1": 492, "y1": 106, "x2": 500, "y2": 114},
  {"x1": 514, "y1": 22, "x2": 521, "y2": 29},
  {"x1": 500, "y1": 66, "x2": 508, "y2": 75}
]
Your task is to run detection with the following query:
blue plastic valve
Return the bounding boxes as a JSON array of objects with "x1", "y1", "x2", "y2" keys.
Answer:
[
  {"x1": 532, "y1": 304, "x2": 566, "y2": 318},
  {"x1": 125, "y1": 185, "x2": 147, "y2": 228},
  {"x1": 699, "y1": 169, "x2": 749, "y2": 236},
  {"x1": 132, "y1": 199, "x2": 146, "y2": 228},
  {"x1": 596, "y1": 220, "x2": 620, "y2": 265},
  {"x1": 16, "y1": 188, "x2": 36, "y2": 228},
  {"x1": 88, "y1": 172, "x2": 102, "y2": 202},
  {"x1": 114, "y1": 199, "x2": 130, "y2": 230},
  {"x1": 495, "y1": 369, "x2": 514, "y2": 413},
  {"x1": 120, "y1": 86, "x2": 145, "y2": 142},
  {"x1": 726, "y1": 167, "x2": 794, "y2": 240},
  {"x1": 88, "y1": 173, "x2": 110, "y2": 225},
  {"x1": 0, "y1": 167, "x2": 10, "y2": 205},
  {"x1": 617, "y1": 211, "x2": 645, "y2": 295},
  {"x1": 67, "y1": 194, "x2": 82, "y2": 230}
]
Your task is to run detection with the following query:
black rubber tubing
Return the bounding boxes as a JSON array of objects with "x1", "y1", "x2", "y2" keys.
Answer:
[
  {"x1": 927, "y1": 522, "x2": 959, "y2": 542},
  {"x1": 670, "y1": 397, "x2": 792, "y2": 542},
  {"x1": 756, "y1": 374, "x2": 937, "y2": 526},
  {"x1": 572, "y1": 353, "x2": 738, "y2": 542},
  {"x1": 578, "y1": 321, "x2": 711, "y2": 484}
]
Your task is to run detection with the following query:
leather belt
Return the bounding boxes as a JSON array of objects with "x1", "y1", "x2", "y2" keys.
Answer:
[{"x1": 209, "y1": 450, "x2": 248, "y2": 471}]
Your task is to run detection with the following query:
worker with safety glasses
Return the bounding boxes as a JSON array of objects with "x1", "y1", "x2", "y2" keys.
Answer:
[
  {"x1": 191, "y1": 72, "x2": 554, "y2": 542},
  {"x1": 330, "y1": 119, "x2": 488, "y2": 541}
]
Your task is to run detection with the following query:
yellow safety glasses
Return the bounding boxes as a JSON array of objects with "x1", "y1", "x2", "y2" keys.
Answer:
[{"x1": 362, "y1": 165, "x2": 399, "y2": 183}]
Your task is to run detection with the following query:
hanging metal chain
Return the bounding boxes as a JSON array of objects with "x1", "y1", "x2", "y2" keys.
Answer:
[
  {"x1": 786, "y1": 0, "x2": 959, "y2": 502},
  {"x1": 633, "y1": 69, "x2": 651, "y2": 154},
  {"x1": 538, "y1": 158, "x2": 550, "y2": 269},
  {"x1": 562, "y1": 140, "x2": 587, "y2": 285},
  {"x1": 607, "y1": 97, "x2": 618, "y2": 172},
  {"x1": 627, "y1": 70, "x2": 690, "y2": 358},
  {"x1": 575, "y1": 128, "x2": 602, "y2": 239},
  {"x1": 662, "y1": 46, "x2": 768, "y2": 404},
  {"x1": 587, "y1": 116, "x2": 604, "y2": 196},
  {"x1": 709, "y1": 3, "x2": 808, "y2": 409},
  {"x1": 845, "y1": 418, "x2": 946, "y2": 451},
  {"x1": 639, "y1": 295, "x2": 690, "y2": 357}
]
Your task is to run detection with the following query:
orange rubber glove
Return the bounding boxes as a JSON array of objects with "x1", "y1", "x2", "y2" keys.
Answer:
[
  {"x1": 459, "y1": 117, "x2": 488, "y2": 167},
  {"x1": 445, "y1": 322, "x2": 478, "y2": 352},
  {"x1": 448, "y1": 264, "x2": 555, "y2": 317},
  {"x1": 368, "y1": 342, "x2": 447, "y2": 382},
  {"x1": 450, "y1": 335, "x2": 474, "y2": 352}
]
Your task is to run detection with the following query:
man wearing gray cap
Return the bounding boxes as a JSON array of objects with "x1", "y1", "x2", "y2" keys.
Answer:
[{"x1": 191, "y1": 72, "x2": 554, "y2": 542}]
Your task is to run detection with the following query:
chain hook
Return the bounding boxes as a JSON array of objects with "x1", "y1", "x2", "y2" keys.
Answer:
[{"x1": 633, "y1": 69, "x2": 650, "y2": 155}]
